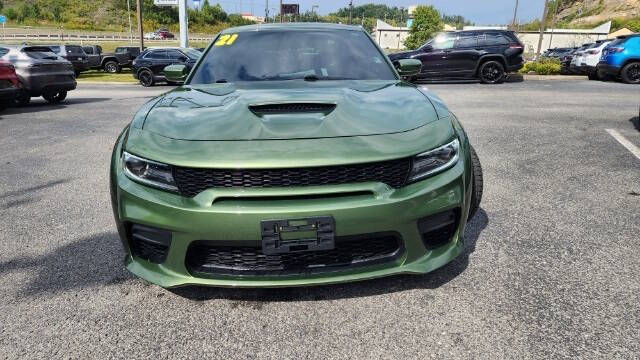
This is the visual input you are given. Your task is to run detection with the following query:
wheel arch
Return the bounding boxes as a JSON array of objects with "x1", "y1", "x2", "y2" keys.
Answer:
[{"x1": 474, "y1": 55, "x2": 507, "y2": 75}]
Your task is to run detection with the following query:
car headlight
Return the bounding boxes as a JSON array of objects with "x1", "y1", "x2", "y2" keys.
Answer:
[
  {"x1": 122, "y1": 152, "x2": 178, "y2": 191},
  {"x1": 408, "y1": 139, "x2": 459, "y2": 182}
]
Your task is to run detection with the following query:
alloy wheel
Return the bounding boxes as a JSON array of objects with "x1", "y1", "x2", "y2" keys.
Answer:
[{"x1": 139, "y1": 71, "x2": 153, "y2": 87}]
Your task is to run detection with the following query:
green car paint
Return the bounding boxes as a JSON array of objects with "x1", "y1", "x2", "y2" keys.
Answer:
[{"x1": 110, "y1": 23, "x2": 478, "y2": 288}]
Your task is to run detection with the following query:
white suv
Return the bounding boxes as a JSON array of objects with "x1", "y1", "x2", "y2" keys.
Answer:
[{"x1": 581, "y1": 40, "x2": 611, "y2": 80}]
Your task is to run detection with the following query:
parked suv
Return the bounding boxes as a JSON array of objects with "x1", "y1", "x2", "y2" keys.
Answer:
[
  {"x1": 0, "y1": 45, "x2": 76, "y2": 105},
  {"x1": 115, "y1": 46, "x2": 145, "y2": 68},
  {"x1": 580, "y1": 40, "x2": 611, "y2": 80},
  {"x1": 132, "y1": 47, "x2": 200, "y2": 87},
  {"x1": 42, "y1": 44, "x2": 89, "y2": 76},
  {"x1": 388, "y1": 30, "x2": 524, "y2": 84},
  {"x1": 598, "y1": 33, "x2": 640, "y2": 84}
]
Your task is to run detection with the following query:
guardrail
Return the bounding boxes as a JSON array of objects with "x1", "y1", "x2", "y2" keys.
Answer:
[{"x1": 0, "y1": 33, "x2": 213, "y2": 42}]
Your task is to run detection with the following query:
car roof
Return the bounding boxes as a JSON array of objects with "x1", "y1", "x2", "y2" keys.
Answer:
[{"x1": 221, "y1": 22, "x2": 364, "y2": 34}]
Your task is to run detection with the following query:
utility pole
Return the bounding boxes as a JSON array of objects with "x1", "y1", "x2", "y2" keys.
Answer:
[
  {"x1": 178, "y1": 0, "x2": 188, "y2": 47},
  {"x1": 349, "y1": 0, "x2": 353, "y2": 25},
  {"x1": 265, "y1": 0, "x2": 269, "y2": 20},
  {"x1": 536, "y1": 0, "x2": 550, "y2": 58},
  {"x1": 548, "y1": 0, "x2": 561, "y2": 48},
  {"x1": 280, "y1": 0, "x2": 283, "y2": 23},
  {"x1": 511, "y1": 0, "x2": 519, "y2": 29},
  {"x1": 127, "y1": 0, "x2": 133, "y2": 44},
  {"x1": 136, "y1": 0, "x2": 144, "y2": 51}
]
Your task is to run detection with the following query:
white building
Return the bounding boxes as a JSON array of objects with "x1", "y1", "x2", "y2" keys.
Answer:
[
  {"x1": 465, "y1": 22, "x2": 612, "y2": 53},
  {"x1": 374, "y1": 19, "x2": 612, "y2": 51},
  {"x1": 373, "y1": 19, "x2": 455, "y2": 50}
]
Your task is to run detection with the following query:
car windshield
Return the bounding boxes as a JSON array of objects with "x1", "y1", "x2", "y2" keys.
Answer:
[
  {"x1": 189, "y1": 29, "x2": 395, "y2": 84},
  {"x1": 184, "y1": 49, "x2": 201, "y2": 60}
]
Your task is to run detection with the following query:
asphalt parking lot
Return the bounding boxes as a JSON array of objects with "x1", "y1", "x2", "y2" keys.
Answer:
[{"x1": 1, "y1": 80, "x2": 639, "y2": 359}]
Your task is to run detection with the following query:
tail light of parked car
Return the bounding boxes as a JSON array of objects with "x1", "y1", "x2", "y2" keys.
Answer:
[
  {"x1": 585, "y1": 49, "x2": 599, "y2": 55},
  {"x1": 607, "y1": 47, "x2": 625, "y2": 53},
  {"x1": 509, "y1": 43, "x2": 523, "y2": 49}
]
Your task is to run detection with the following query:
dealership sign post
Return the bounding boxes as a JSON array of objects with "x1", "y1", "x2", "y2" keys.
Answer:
[{"x1": 153, "y1": 0, "x2": 187, "y2": 47}]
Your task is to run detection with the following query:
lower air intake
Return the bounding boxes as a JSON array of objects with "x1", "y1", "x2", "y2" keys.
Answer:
[{"x1": 185, "y1": 232, "x2": 403, "y2": 276}]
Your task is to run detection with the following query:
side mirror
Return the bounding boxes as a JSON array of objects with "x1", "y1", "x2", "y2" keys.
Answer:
[
  {"x1": 422, "y1": 44, "x2": 433, "y2": 52},
  {"x1": 394, "y1": 59, "x2": 422, "y2": 77},
  {"x1": 164, "y1": 64, "x2": 188, "y2": 83}
]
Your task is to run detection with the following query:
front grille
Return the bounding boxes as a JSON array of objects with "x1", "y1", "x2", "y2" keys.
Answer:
[
  {"x1": 173, "y1": 158, "x2": 412, "y2": 197},
  {"x1": 185, "y1": 233, "x2": 403, "y2": 276}
]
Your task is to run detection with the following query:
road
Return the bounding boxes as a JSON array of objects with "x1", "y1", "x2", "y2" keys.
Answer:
[{"x1": 1, "y1": 80, "x2": 639, "y2": 359}]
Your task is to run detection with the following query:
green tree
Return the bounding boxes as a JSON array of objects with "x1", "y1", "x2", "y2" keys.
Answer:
[{"x1": 404, "y1": 5, "x2": 443, "y2": 50}]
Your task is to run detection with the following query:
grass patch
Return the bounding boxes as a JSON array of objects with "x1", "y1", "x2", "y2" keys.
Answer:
[
  {"x1": 76, "y1": 70, "x2": 138, "y2": 83},
  {"x1": 520, "y1": 58, "x2": 562, "y2": 75}
]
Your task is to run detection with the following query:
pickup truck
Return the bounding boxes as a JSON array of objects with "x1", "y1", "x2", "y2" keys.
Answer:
[{"x1": 82, "y1": 45, "x2": 129, "y2": 73}]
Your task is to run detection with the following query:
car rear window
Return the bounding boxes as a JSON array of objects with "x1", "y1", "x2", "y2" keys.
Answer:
[
  {"x1": 48, "y1": 46, "x2": 61, "y2": 53},
  {"x1": 0, "y1": 48, "x2": 8, "y2": 57},
  {"x1": 22, "y1": 47, "x2": 59, "y2": 60},
  {"x1": 480, "y1": 34, "x2": 510, "y2": 46},
  {"x1": 66, "y1": 46, "x2": 84, "y2": 55}
]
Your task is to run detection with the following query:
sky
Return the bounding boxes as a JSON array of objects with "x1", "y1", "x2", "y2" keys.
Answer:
[{"x1": 197, "y1": 0, "x2": 547, "y2": 25}]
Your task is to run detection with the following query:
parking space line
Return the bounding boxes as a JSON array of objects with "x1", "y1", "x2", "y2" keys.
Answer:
[{"x1": 606, "y1": 129, "x2": 640, "y2": 160}]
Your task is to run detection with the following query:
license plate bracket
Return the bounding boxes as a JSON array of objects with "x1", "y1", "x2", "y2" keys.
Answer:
[{"x1": 261, "y1": 216, "x2": 335, "y2": 255}]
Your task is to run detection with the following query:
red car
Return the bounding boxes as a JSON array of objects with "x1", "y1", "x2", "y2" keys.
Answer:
[
  {"x1": 157, "y1": 30, "x2": 175, "y2": 40},
  {"x1": 0, "y1": 59, "x2": 20, "y2": 110}
]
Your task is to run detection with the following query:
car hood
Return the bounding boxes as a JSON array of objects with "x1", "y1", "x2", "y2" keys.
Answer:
[
  {"x1": 387, "y1": 51, "x2": 419, "y2": 61},
  {"x1": 138, "y1": 80, "x2": 440, "y2": 141}
]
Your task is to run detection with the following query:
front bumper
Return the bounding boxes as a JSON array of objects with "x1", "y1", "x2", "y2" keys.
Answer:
[{"x1": 110, "y1": 133, "x2": 471, "y2": 288}]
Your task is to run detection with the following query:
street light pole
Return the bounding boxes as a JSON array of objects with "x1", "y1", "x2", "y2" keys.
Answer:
[
  {"x1": 511, "y1": 0, "x2": 519, "y2": 29},
  {"x1": 536, "y1": 0, "x2": 550, "y2": 58},
  {"x1": 349, "y1": 0, "x2": 353, "y2": 25},
  {"x1": 280, "y1": 0, "x2": 283, "y2": 23},
  {"x1": 127, "y1": 0, "x2": 133, "y2": 44},
  {"x1": 178, "y1": 0, "x2": 188, "y2": 48},
  {"x1": 136, "y1": 0, "x2": 144, "y2": 51}
]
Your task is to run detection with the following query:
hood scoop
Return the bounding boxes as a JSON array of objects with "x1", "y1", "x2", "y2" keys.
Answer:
[{"x1": 249, "y1": 103, "x2": 336, "y2": 116}]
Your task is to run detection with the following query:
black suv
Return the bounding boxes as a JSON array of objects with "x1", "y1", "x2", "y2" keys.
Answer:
[
  {"x1": 131, "y1": 47, "x2": 201, "y2": 87},
  {"x1": 388, "y1": 30, "x2": 524, "y2": 83}
]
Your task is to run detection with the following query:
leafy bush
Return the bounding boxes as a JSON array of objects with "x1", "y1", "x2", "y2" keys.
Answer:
[
  {"x1": 520, "y1": 59, "x2": 562, "y2": 75},
  {"x1": 404, "y1": 5, "x2": 443, "y2": 50}
]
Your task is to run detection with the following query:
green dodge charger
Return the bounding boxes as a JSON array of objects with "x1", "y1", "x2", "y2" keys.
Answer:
[{"x1": 110, "y1": 23, "x2": 483, "y2": 288}]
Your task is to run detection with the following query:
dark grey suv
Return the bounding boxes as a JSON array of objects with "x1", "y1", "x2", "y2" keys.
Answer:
[{"x1": 0, "y1": 45, "x2": 76, "y2": 105}]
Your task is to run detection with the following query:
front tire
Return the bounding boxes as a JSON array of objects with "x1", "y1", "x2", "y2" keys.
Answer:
[
  {"x1": 104, "y1": 61, "x2": 121, "y2": 74},
  {"x1": 468, "y1": 146, "x2": 483, "y2": 220},
  {"x1": 138, "y1": 70, "x2": 154, "y2": 87},
  {"x1": 620, "y1": 62, "x2": 640, "y2": 84},
  {"x1": 478, "y1": 60, "x2": 505, "y2": 84},
  {"x1": 43, "y1": 90, "x2": 67, "y2": 104}
]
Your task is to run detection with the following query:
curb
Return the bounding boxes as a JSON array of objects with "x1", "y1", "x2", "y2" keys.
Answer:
[
  {"x1": 77, "y1": 81, "x2": 139, "y2": 85},
  {"x1": 522, "y1": 74, "x2": 588, "y2": 81}
]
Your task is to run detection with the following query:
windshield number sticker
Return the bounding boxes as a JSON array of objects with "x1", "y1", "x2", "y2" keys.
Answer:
[{"x1": 215, "y1": 34, "x2": 238, "y2": 46}]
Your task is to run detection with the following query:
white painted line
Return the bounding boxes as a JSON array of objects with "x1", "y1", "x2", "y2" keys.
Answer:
[{"x1": 606, "y1": 129, "x2": 640, "y2": 160}]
